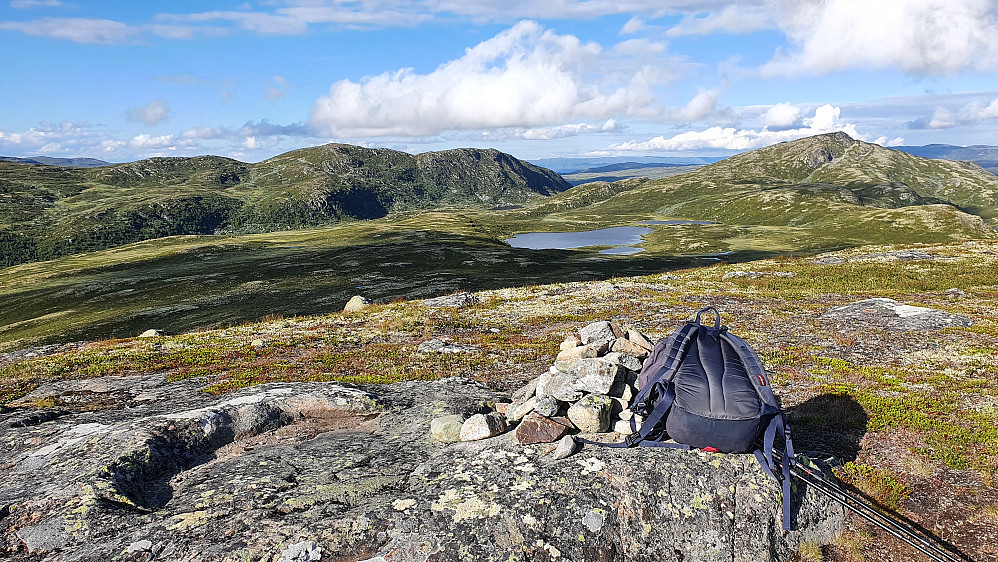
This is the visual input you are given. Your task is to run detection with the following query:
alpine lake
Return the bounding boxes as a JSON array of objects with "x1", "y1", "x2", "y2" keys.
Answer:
[{"x1": 505, "y1": 221, "x2": 717, "y2": 255}]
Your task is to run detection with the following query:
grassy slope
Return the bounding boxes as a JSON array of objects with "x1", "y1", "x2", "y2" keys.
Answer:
[
  {"x1": 3, "y1": 132, "x2": 998, "y2": 351},
  {"x1": 503, "y1": 133, "x2": 998, "y2": 257},
  {"x1": 0, "y1": 145, "x2": 570, "y2": 267},
  {"x1": 0, "y1": 212, "x2": 728, "y2": 351},
  {"x1": 2, "y1": 239, "x2": 997, "y2": 561}
]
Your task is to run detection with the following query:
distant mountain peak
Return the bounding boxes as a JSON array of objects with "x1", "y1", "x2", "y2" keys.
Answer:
[{"x1": 0, "y1": 155, "x2": 110, "y2": 168}]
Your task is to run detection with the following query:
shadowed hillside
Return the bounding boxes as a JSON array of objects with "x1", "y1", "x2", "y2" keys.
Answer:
[
  {"x1": 0, "y1": 144, "x2": 570, "y2": 267},
  {"x1": 2, "y1": 133, "x2": 997, "y2": 351}
]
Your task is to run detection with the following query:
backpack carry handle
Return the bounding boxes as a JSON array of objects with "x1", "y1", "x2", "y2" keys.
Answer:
[{"x1": 695, "y1": 306, "x2": 721, "y2": 330}]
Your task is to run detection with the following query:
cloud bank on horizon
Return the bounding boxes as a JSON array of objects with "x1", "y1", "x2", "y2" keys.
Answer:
[{"x1": 1, "y1": 0, "x2": 997, "y2": 162}]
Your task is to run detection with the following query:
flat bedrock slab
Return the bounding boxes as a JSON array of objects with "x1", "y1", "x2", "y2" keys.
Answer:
[
  {"x1": 821, "y1": 297, "x2": 974, "y2": 331},
  {"x1": 0, "y1": 376, "x2": 843, "y2": 562}
]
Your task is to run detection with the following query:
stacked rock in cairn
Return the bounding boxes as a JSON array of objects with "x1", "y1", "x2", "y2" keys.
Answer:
[{"x1": 429, "y1": 321, "x2": 656, "y2": 454}]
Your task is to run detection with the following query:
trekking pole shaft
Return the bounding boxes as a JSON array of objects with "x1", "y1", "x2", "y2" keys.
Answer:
[
  {"x1": 772, "y1": 448, "x2": 961, "y2": 561},
  {"x1": 789, "y1": 463, "x2": 962, "y2": 562}
]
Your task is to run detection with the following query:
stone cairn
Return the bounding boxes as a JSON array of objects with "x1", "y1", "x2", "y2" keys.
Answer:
[{"x1": 430, "y1": 321, "x2": 655, "y2": 457}]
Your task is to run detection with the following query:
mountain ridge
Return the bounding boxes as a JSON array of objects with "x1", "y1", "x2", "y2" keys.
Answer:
[
  {"x1": 0, "y1": 155, "x2": 111, "y2": 168},
  {"x1": 0, "y1": 144, "x2": 570, "y2": 267},
  {"x1": 511, "y1": 132, "x2": 997, "y2": 256},
  {"x1": 2, "y1": 132, "x2": 998, "y2": 352},
  {"x1": 894, "y1": 143, "x2": 998, "y2": 174}
]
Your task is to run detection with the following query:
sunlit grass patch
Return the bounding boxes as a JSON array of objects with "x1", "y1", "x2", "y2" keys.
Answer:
[{"x1": 836, "y1": 462, "x2": 910, "y2": 512}]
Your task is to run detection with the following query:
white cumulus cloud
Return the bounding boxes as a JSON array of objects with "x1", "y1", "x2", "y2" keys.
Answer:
[
  {"x1": 126, "y1": 99, "x2": 171, "y2": 127},
  {"x1": 0, "y1": 121, "x2": 128, "y2": 158},
  {"x1": 479, "y1": 119, "x2": 623, "y2": 141},
  {"x1": 670, "y1": 89, "x2": 720, "y2": 122},
  {"x1": 667, "y1": 4, "x2": 772, "y2": 36},
  {"x1": 101, "y1": 139, "x2": 124, "y2": 152},
  {"x1": 609, "y1": 104, "x2": 861, "y2": 151},
  {"x1": 762, "y1": 0, "x2": 998, "y2": 75},
  {"x1": 910, "y1": 98, "x2": 998, "y2": 129},
  {"x1": 309, "y1": 20, "x2": 660, "y2": 137},
  {"x1": 129, "y1": 134, "x2": 177, "y2": 149},
  {"x1": 762, "y1": 102, "x2": 803, "y2": 129},
  {"x1": 612, "y1": 38, "x2": 667, "y2": 55},
  {"x1": 620, "y1": 16, "x2": 645, "y2": 34},
  {"x1": 873, "y1": 136, "x2": 905, "y2": 146}
]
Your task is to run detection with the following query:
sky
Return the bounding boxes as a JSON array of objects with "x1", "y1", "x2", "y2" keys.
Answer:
[{"x1": 1, "y1": 0, "x2": 997, "y2": 163}]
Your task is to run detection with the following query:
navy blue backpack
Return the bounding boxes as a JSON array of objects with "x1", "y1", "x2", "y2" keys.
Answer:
[{"x1": 581, "y1": 307, "x2": 796, "y2": 530}]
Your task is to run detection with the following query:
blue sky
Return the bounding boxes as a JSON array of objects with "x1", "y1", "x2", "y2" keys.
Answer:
[{"x1": 1, "y1": 0, "x2": 997, "y2": 163}]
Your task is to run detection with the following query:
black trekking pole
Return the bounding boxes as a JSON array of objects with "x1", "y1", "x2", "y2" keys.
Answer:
[{"x1": 781, "y1": 452, "x2": 965, "y2": 562}]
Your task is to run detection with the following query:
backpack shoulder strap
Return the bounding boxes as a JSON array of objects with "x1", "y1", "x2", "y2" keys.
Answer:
[
  {"x1": 631, "y1": 322, "x2": 698, "y2": 412},
  {"x1": 576, "y1": 321, "x2": 699, "y2": 450},
  {"x1": 753, "y1": 414, "x2": 796, "y2": 531},
  {"x1": 574, "y1": 381, "x2": 691, "y2": 450}
]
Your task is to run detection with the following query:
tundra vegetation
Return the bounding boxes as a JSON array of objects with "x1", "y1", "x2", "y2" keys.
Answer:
[{"x1": 1, "y1": 132, "x2": 997, "y2": 560}]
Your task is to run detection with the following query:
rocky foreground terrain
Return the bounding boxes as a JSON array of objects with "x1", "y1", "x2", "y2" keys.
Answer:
[{"x1": 1, "y1": 239, "x2": 997, "y2": 561}]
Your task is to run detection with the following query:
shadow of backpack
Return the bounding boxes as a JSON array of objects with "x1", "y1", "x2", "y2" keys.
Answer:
[{"x1": 577, "y1": 306, "x2": 797, "y2": 530}]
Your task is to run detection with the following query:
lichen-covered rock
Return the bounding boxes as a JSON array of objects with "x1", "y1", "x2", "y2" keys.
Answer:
[
  {"x1": 422, "y1": 292, "x2": 479, "y2": 308},
  {"x1": 398, "y1": 444, "x2": 844, "y2": 562},
  {"x1": 0, "y1": 375, "x2": 844, "y2": 562},
  {"x1": 544, "y1": 372, "x2": 585, "y2": 402},
  {"x1": 553, "y1": 342, "x2": 604, "y2": 371},
  {"x1": 611, "y1": 336, "x2": 650, "y2": 357},
  {"x1": 545, "y1": 358, "x2": 623, "y2": 402},
  {"x1": 278, "y1": 540, "x2": 323, "y2": 562},
  {"x1": 603, "y1": 351, "x2": 643, "y2": 372},
  {"x1": 613, "y1": 418, "x2": 635, "y2": 434},
  {"x1": 722, "y1": 271, "x2": 797, "y2": 280},
  {"x1": 568, "y1": 394, "x2": 614, "y2": 433},
  {"x1": 578, "y1": 321, "x2": 622, "y2": 346},
  {"x1": 550, "y1": 435, "x2": 578, "y2": 460},
  {"x1": 430, "y1": 414, "x2": 464, "y2": 443},
  {"x1": 821, "y1": 297, "x2": 974, "y2": 330},
  {"x1": 626, "y1": 328, "x2": 655, "y2": 352},
  {"x1": 534, "y1": 371, "x2": 554, "y2": 399},
  {"x1": 511, "y1": 379, "x2": 537, "y2": 403},
  {"x1": 507, "y1": 396, "x2": 538, "y2": 422},
  {"x1": 459, "y1": 412, "x2": 508, "y2": 441},
  {"x1": 559, "y1": 336, "x2": 582, "y2": 351},
  {"x1": 571, "y1": 358, "x2": 623, "y2": 395},
  {"x1": 533, "y1": 396, "x2": 560, "y2": 417}
]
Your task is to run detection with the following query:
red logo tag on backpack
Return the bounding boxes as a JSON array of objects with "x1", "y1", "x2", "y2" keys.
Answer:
[
  {"x1": 755, "y1": 374, "x2": 767, "y2": 386},
  {"x1": 702, "y1": 446, "x2": 720, "y2": 453}
]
